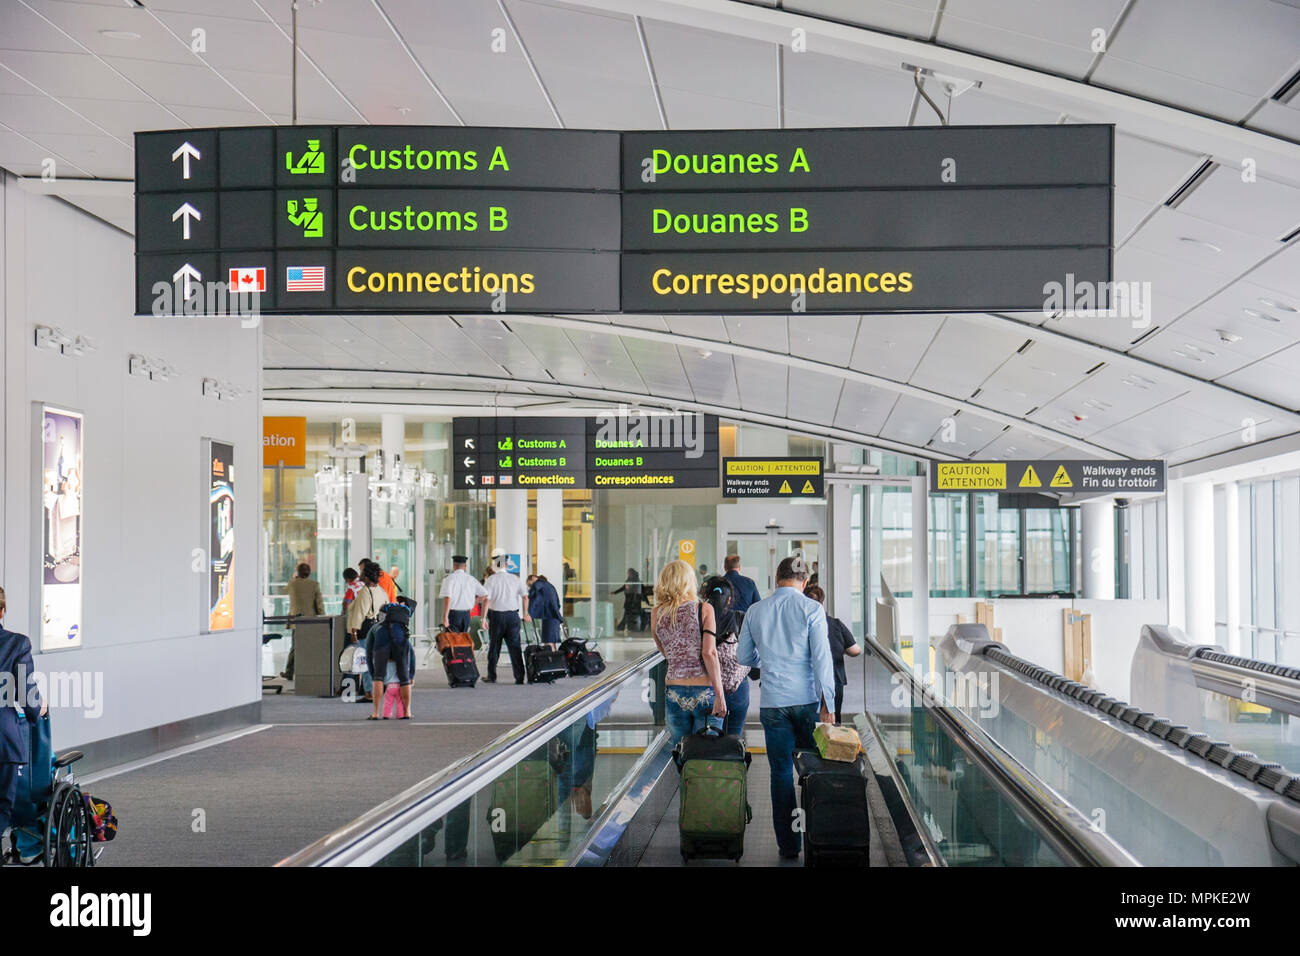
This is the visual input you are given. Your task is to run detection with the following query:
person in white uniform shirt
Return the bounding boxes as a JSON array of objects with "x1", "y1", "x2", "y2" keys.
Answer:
[
  {"x1": 440, "y1": 554, "x2": 488, "y2": 633},
  {"x1": 483, "y1": 548, "x2": 530, "y2": 684}
]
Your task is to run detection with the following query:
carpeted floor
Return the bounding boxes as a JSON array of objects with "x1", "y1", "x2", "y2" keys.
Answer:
[
  {"x1": 75, "y1": 650, "x2": 872, "y2": 867},
  {"x1": 91, "y1": 666, "x2": 595, "y2": 867}
]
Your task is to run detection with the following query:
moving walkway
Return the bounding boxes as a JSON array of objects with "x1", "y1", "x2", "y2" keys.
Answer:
[
  {"x1": 1131, "y1": 624, "x2": 1300, "y2": 772},
  {"x1": 280, "y1": 607, "x2": 1300, "y2": 868}
]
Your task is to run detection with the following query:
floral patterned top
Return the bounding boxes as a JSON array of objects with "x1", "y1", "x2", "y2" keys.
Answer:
[{"x1": 655, "y1": 602, "x2": 707, "y2": 681}]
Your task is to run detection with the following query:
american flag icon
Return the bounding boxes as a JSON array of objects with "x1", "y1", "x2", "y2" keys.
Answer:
[{"x1": 286, "y1": 265, "x2": 326, "y2": 292}]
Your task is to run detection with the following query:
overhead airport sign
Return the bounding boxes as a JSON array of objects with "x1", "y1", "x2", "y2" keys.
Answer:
[
  {"x1": 135, "y1": 124, "x2": 1112, "y2": 316},
  {"x1": 451, "y1": 413, "x2": 719, "y2": 490},
  {"x1": 932, "y1": 460, "x2": 1165, "y2": 494},
  {"x1": 723, "y1": 457, "x2": 824, "y2": 498}
]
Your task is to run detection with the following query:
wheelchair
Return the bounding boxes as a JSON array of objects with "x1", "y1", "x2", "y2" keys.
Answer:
[{"x1": 4, "y1": 715, "x2": 103, "y2": 867}]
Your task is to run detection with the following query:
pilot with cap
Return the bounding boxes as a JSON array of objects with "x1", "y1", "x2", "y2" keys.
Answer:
[
  {"x1": 483, "y1": 548, "x2": 530, "y2": 684},
  {"x1": 440, "y1": 553, "x2": 487, "y2": 634}
]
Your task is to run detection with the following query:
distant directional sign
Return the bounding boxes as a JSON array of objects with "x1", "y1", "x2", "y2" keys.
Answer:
[{"x1": 932, "y1": 460, "x2": 1165, "y2": 494}]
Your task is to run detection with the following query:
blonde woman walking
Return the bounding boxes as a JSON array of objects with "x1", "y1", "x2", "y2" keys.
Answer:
[{"x1": 650, "y1": 560, "x2": 726, "y2": 742}]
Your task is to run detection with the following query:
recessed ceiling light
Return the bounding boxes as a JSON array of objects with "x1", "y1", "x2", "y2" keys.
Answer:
[
  {"x1": 697, "y1": 349, "x2": 712, "y2": 359},
  {"x1": 1243, "y1": 307, "x2": 1282, "y2": 323},
  {"x1": 99, "y1": 29, "x2": 141, "y2": 40},
  {"x1": 1216, "y1": 329, "x2": 1242, "y2": 344},
  {"x1": 1259, "y1": 298, "x2": 1297, "y2": 313},
  {"x1": 395, "y1": 106, "x2": 412, "y2": 115},
  {"x1": 1178, "y1": 237, "x2": 1222, "y2": 253}
]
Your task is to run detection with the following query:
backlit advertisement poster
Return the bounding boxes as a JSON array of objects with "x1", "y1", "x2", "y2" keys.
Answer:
[
  {"x1": 208, "y1": 441, "x2": 235, "y2": 631},
  {"x1": 41, "y1": 407, "x2": 83, "y2": 651}
]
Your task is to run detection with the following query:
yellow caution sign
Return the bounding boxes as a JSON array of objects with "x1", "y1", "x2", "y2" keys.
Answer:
[
  {"x1": 935, "y1": 462, "x2": 1007, "y2": 490},
  {"x1": 1050, "y1": 465, "x2": 1073, "y2": 488},
  {"x1": 801, "y1": 479, "x2": 815, "y2": 494},
  {"x1": 726, "y1": 459, "x2": 821, "y2": 476},
  {"x1": 1019, "y1": 464, "x2": 1042, "y2": 488},
  {"x1": 778, "y1": 479, "x2": 793, "y2": 494}
]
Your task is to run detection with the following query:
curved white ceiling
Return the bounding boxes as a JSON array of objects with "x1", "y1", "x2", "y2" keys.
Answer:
[{"x1": 2, "y1": 0, "x2": 1298, "y2": 464}]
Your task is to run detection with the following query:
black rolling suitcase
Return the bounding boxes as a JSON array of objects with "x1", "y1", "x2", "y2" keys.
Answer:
[
  {"x1": 442, "y1": 643, "x2": 479, "y2": 688},
  {"x1": 524, "y1": 622, "x2": 567, "y2": 684},
  {"x1": 793, "y1": 750, "x2": 870, "y2": 867}
]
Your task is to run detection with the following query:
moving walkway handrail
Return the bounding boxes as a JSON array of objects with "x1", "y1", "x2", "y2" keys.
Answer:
[
  {"x1": 863, "y1": 631, "x2": 1140, "y2": 867},
  {"x1": 277, "y1": 649, "x2": 664, "y2": 867}
]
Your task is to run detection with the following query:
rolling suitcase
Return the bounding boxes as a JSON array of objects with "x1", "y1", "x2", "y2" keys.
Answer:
[
  {"x1": 524, "y1": 622, "x2": 567, "y2": 684},
  {"x1": 673, "y1": 725, "x2": 752, "y2": 862},
  {"x1": 442, "y1": 645, "x2": 479, "y2": 688},
  {"x1": 794, "y1": 750, "x2": 870, "y2": 867},
  {"x1": 487, "y1": 756, "x2": 558, "y2": 863}
]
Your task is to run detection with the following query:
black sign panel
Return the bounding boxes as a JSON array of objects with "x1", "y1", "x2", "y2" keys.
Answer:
[
  {"x1": 622, "y1": 125, "x2": 1112, "y2": 191},
  {"x1": 931, "y1": 459, "x2": 1166, "y2": 494},
  {"x1": 621, "y1": 247, "x2": 1112, "y2": 314},
  {"x1": 622, "y1": 186, "x2": 1110, "y2": 251},
  {"x1": 723, "y1": 457, "x2": 824, "y2": 498},
  {"x1": 453, "y1": 415, "x2": 719, "y2": 490},
  {"x1": 337, "y1": 127, "x2": 620, "y2": 190},
  {"x1": 135, "y1": 124, "x2": 1112, "y2": 316},
  {"x1": 336, "y1": 189, "x2": 619, "y2": 249}
]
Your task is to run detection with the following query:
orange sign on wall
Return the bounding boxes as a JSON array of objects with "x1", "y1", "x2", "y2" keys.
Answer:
[
  {"x1": 678, "y1": 539, "x2": 696, "y2": 565},
  {"x1": 263, "y1": 416, "x2": 307, "y2": 467}
]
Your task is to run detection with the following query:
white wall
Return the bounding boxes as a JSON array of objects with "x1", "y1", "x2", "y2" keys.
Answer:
[
  {"x1": 895, "y1": 595, "x2": 1167, "y2": 700},
  {"x1": 2, "y1": 176, "x2": 262, "y2": 751}
]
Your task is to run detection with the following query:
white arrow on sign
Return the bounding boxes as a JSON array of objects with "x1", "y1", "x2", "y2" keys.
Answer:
[
  {"x1": 171, "y1": 202, "x2": 201, "y2": 240},
  {"x1": 463, "y1": 456, "x2": 476, "y2": 468},
  {"x1": 465, "y1": 475, "x2": 476, "y2": 486},
  {"x1": 463, "y1": 438, "x2": 475, "y2": 450},
  {"x1": 171, "y1": 141, "x2": 201, "y2": 179},
  {"x1": 172, "y1": 263, "x2": 201, "y2": 300}
]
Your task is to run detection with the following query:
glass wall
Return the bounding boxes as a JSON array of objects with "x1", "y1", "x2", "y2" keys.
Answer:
[{"x1": 1227, "y1": 476, "x2": 1300, "y2": 665}]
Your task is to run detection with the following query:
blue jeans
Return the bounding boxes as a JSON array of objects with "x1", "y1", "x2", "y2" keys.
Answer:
[
  {"x1": 664, "y1": 684, "x2": 716, "y2": 743},
  {"x1": 759, "y1": 703, "x2": 820, "y2": 857},
  {"x1": 724, "y1": 678, "x2": 750, "y2": 738}
]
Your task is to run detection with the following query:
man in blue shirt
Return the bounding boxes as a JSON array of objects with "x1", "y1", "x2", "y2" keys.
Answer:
[
  {"x1": 723, "y1": 554, "x2": 761, "y2": 614},
  {"x1": 738, "y1": 556, "x2": 834, "y2": 860}
]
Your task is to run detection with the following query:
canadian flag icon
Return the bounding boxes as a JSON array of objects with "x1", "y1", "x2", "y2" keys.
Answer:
[{"x1": 228, "y1": 267, "x2": 267, "y2": 293}]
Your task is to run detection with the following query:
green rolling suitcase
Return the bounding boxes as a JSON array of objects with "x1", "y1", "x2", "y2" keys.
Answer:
[{"x1": 673, "y1": 727, "x2": 752, "y2": 862}]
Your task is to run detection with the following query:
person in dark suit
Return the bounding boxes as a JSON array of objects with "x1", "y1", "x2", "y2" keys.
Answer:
[
  {"x1": 723, "y1": 554, "x2": 762, "y2": 614},
  {"x1": 0, "y1": 586, "x2": 45, "y2": 850},
  {"x1": 526, "y1": 574, "x2": 563, "y2": 644}
]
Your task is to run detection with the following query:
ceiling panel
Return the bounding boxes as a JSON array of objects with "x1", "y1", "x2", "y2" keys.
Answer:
[
  {"x1": 909, "y1": 317, "x2": 1026, "y2": 398},
  {"x1": 680, "y1": 350, "x2": 739, "y2": 407},
  {"x1": 972, "y1": 426, "x2": 1063, "y2": 461},
  {"x1": 849, "y1": 314, "x2": 942, "y2": 380},
  {"x1": 782, "y1": 52, "x2": 914, "y2": 127},
  {"x1": 787, "y1": 314, "x2": 860, "y2": 367},
  {"x1": 1123, "y1": 206, "x2": 1283, "y2": 279},
  {"x1": 1177, "y1": 167, "x2": 1300, "y2": 240},
  {"x1": 938, "y1": 0, "x2": 1127, "y2": 79},
  {"x1": 786, "y1": 368, "x2": 844, "y2": 424},
  {"x1": 732, "y1": 354, "x2": 788, "y2": 416},
  {"x1": 1243, "y1": 244, "x2": 1300, "y2": 300},
  {"x1": 833, "y1": 380, "x2": 894, "y2": 435},
  {"x1": 1092, "y1": 0, "x2": 1300, "y2": 121},
  {"x1": 1113, "y1": 131, "x2": 1204, "y2": 204},
  {"x1": 505, "y1": 0, "x2": 662, "y2": 130},
  {"x1": 725, "y1": 315, "x2": 788, "y2": 353},
  {"x1": 879, "y1": 393, "x2": 959, "y2": 448},
  {"x1": 784, "y1": 0, "x2": 938, "y2": 40}
]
